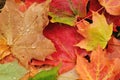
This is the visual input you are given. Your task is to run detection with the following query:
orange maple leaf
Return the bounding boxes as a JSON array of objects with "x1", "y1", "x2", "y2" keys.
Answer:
[
  {"x1": 76, "y1": 47, "x2": 120, "y2": 80},
  {"x1": 98, "y1": 0, "x2": 120, "y2": 16}
]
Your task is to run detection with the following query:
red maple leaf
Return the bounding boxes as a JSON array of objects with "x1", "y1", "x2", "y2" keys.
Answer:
[{"x1": 31, "y1": 23, "x2": 85, "y2": 74}]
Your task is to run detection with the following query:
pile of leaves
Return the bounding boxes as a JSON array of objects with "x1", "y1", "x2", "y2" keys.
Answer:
[{"x1": 0, "y1": 0, "x2": 120, "y2": 80}]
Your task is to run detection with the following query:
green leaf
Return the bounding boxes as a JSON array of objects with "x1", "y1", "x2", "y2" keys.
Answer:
[
  {"x1": 0, "y1": 61, "x2": 28, "y2": 80},
  {"x1": 49, "y1": 12, "x2": 76, "y2": 26},
  {"x1": 29, "y1": 66, "x2": 59, "y2": 80},
  {"x1": 76, "y1": 12, "x2": 113, "y2": 51}
]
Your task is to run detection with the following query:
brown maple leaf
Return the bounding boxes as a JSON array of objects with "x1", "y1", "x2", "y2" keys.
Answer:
[
  {"x1": 0, "y1": 0, "x2": 55, "y2": 67},
  {"x1": 76, "y1": 47, "x2": 120, "y2": 80}
]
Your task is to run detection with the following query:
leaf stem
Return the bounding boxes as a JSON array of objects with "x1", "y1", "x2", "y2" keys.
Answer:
[{"x1": 80, "y1": 7, "x2": 104, "y2": 21}]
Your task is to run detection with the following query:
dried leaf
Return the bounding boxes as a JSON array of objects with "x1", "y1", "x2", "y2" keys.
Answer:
[
  {"x1": 76, "y1": 12, "x2": 113, "y2": 51},
  {"x1": 0, "y1": 0, "x2": 55, "y2": 67},
  {"x1": 98, "y1": 0, "x2": 120, "y2": 15},
  {"x1": 76, "y1": 47, "x2": 120, "y2": 80}
]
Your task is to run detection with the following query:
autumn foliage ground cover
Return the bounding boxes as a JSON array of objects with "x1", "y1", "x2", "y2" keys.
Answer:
[{"x1": 0, "y1": 0, "x2": 120, "y2": 80}]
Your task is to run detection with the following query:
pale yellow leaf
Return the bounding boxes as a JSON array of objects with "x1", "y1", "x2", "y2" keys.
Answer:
[{"x1": 58, "y1": 68, "x2": 79, "y2": 80}]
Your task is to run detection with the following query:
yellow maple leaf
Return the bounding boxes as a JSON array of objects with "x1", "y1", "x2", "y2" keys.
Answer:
[{"x1": 76, "y1": 12, "x2": 113, "y2": 51}]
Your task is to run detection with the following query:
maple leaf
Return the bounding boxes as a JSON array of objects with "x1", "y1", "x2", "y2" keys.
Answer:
[
  {"x1": 76, "y1": 47, "x2": 120, "y2": 80},
  {"x1": 107, "y1": 36, "x2": 120, "y2": 59},
  {"x1": 98, "y1": 0, "x2": 120, "y2": 16},
  {"x1": 0, "y1": 0, "x2": 55, "y2": 67},
  {"x1": 76, "y1": 12, "x2": 113, "y2": 51},
  {"x1": 31, "y1": 23, "x2": 84, "y2": 73}
]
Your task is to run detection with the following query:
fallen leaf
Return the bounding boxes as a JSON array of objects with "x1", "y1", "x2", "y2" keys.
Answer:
[
  {"x1": 98, "y1": 0, "x2": 120, "y2": 16},
  {"x1": 0, "y1": 61, "x2": 28, "y2": 80},
  {"x1": 31, "y1": 23, "x2": 84, "y2": 73},
  {"x1": 76, "y1": 12, "x2": 113, "y2": 51},
  {"x1": 76, "y1": 47, "x2": 120, "y2": 80},
  {"x1": 0, "y1": 0, "x2": 55, "y2": 67}
]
